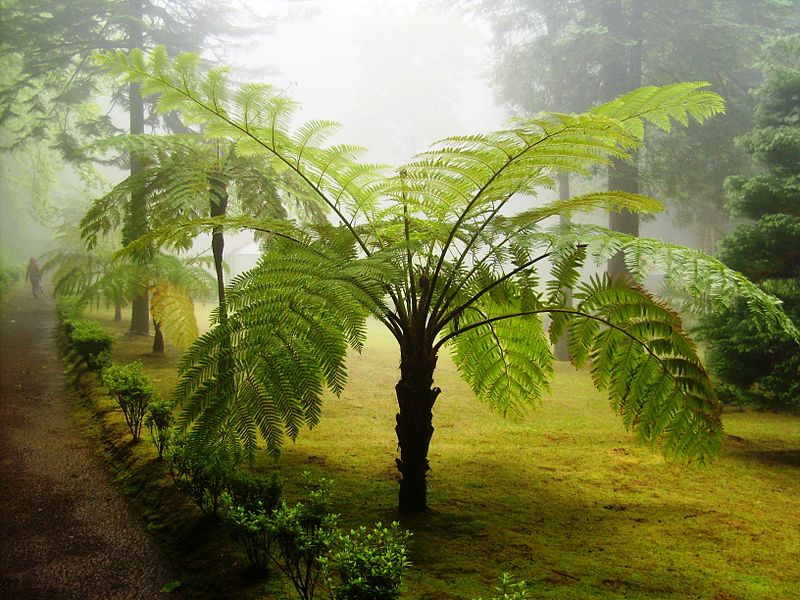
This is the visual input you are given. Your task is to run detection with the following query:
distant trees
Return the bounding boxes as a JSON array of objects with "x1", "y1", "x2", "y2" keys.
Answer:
[
  {"x1": 463, "y1": 0, "x2": 800, "y2": 253},
  {"x1": 0, "y1": 0, "x2": 238, "y2": 334},
  {"x1": 696, "y1": 36, "x2": 800, "y2": 410}
]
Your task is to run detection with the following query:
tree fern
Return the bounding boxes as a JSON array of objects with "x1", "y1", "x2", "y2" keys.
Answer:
[{"x1": 95, "y1": 47, "x2": 797, "y2": 513}]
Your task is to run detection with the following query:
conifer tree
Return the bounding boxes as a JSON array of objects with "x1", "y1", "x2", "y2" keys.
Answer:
[{"x1": 696, "y1": 36, "x2": 800, "y2": 410}]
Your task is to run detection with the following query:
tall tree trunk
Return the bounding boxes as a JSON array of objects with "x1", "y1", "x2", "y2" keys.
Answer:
[
  {"x1": 395, "y1": 334, "x2": 439, "y2": 515},
  {"x1": 114, "y1": 302, "x2": 122, "y2": 322},
  {"x1": 554, "y1": 171, "x2": 572, "y2": 361},
  {"x1": 601, "y1": 0, "x2": 644, "y2": 277},
  {"x1": 126, "y1": 0, "x2": 149, "y2": 334}
]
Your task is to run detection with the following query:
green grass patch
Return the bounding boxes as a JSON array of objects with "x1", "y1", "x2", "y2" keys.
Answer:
[{"x1": 85, "y1": 310, "x2": 800, "y2": 599}]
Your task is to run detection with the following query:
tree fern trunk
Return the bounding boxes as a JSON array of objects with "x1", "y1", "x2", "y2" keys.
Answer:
[
  {"x1": 209, "y1": 180, "x2": 228, "y2": 321},
  {"x1": 395, "y1": 340, "x2": 439, "y2": 515},
  {"x1": 152, "y1": 319, "x2": 164, "y2": 354},
  {"x1": 554, "y1": 171, "x2": 572, "y2": 361}
]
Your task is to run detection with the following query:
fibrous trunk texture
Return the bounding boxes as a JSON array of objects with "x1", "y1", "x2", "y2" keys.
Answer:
[{"x1": 395, "y1": 343, "x2": 439, "y2": 515}]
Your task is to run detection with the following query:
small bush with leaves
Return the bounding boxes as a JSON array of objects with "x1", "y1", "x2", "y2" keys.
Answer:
[
  {"x1": 267, "y1": 474, "x2": 338, "y2": 600},
  {"x1": 68, "y1": 319, "x2": 113, "y2": 370},
  {"x1": 167, "y1": 437, "x2": 234, "y2": 515},
  {"x1": 326, "y1": 522, "x2": 411, "y2": 600},
  {"x1": 474, "y1": 573, "x2": 532, "y2": 600},
  {"x1": 144, "y1": 400, "x2": 174, "y2": 458},
  {"x1": 57, "y1": 295, "x2": 84, "y2": 323},
  {"x1": 221, "y1": 471, "x2": 284, "y2": 571},
  {"x1": 226, "y1": 470, "x2": 283, "y2": 515},
  {"x1": 0, "y1": 264, "x2": 19, "y2": 297},
  {"x1": 102, "y1": 361, "x2": 153, "y2": 440},
  {"x1": 223, "y1": 498, "x2": 274, "y2": 572}
]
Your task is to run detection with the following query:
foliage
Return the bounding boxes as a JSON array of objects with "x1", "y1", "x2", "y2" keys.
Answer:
[
  {"x1": 145, "y1": 400, "x2": 175, "y2": 458},
  {"x1": 225, "y1": 470, "x2": 283, "y2": 515},
  {"x1": 267, "y1": 474, "x2": 338, "y2": 600},
  {"x1": 0, "y1": 0, "x2": 237, "y2": 151},
  {"x1": 466, "y1": 0, "x2": 800, "y2": 250},
  {"x1": 223, "y1": 500, "x2": 275, "y2": 572},
  {"x1": 45, "y1": 213, "x2": 213, "y2": 351},
  {"x1": 57, "y1": 295, "x2": 85, "y2": 322},
  {"x1": 696, "y1": 35, "x2": 800, "y2": 410},
  {"x1": 326, "y1": 522, "x2": 411, "y2": 600},
  {"x1": 0, "y1": 263, "x2": 20, "y2": 297},
  {"x1": 221, "y1": 472, "x2": 284, "y2": 571},
  {"x1": 166, "y1": 435, "x2": 237, "y2": 516},
  {"x1": 67, "y1": 318, "x2": 114, "y2": 370},
  {"x1": 102, "y1": 361, "x2": 154, "y2": 440},
  {"x1": 220, "y1": 472, "x2": 412, "y2": 599},
  {"x1": 97, "y1": 48, "x2": 799, "y2": 514},
  {"x1": 473, "y1": 573, "x2": 532, "y2": 600}
]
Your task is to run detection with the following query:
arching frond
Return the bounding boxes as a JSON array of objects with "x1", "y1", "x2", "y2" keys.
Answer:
[
  {"x1": 446, "y1": 305, "x2": 553, "y2": 416},
  {"x1": 97, "y1": 47, "x2": 388, "y2": 253},
  {"x1": 174, "y1": 237, "x2": 394, "y2": 460},
  {"x1": 574, "y1": 225, "x2": 800, "y2": 341},
  {"x1": 567, "y1": 275, "x2": 722, "y2": 463},
  {"x1": 150, "y1": 280, "x2": 199, "y2": 350}
]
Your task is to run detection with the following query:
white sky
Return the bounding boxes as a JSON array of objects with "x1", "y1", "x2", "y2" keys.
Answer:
[{"x1": 223, "y1": 0, "x2": 508, "y2": 166}]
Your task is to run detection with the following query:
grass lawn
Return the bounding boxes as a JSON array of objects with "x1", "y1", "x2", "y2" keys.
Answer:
[{"x1": 95, "y1": 309, "x2": 800, "y2": 600}]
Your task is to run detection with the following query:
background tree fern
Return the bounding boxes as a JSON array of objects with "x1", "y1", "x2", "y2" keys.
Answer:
[{"x1": 98, "y1": 47, "x2": 798, "y2": 514}]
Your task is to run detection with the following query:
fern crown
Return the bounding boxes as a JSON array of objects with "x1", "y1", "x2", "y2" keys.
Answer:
[{"x1": 95, "y1": 47, "x2": 797, "y2": 463}]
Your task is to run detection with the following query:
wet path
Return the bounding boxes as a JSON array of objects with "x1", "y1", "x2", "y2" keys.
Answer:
[{"x1": 0, "y1": 286, "x2": 174, "y2": 599}]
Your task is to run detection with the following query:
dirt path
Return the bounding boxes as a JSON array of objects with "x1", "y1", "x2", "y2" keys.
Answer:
[{"x1": 0, "y1": 286, "x2": 175, "y2": 599}]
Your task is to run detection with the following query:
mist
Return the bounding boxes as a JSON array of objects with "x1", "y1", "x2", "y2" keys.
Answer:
[{"x1": 227, "y1": 0, "x2": 507, "y2": 165}]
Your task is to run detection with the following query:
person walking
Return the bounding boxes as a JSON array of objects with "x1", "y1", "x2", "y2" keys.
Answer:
[{"x1": 25, "y1": 257, "x2": 43, "y2": 298}]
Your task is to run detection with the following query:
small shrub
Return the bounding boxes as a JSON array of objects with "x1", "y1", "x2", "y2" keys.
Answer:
[
  {"x1": 57, "y1": 295, "x2": 85, "y2": 323},
  {"x1": 68, "y1": 319, "x2": 113, "y2": 370},
  {"x1": 221, "y1": 471, "x2": 284, "y2": 571},
  {"x1": 327, "y1": 522, "x2": 411, "y2": 600},
  {"x1": 226, "y1": 470, "x2": 283, "y2": 515},
  {"x1": 474, "y1": 573, "x2": 532, "y2": 600},
  {"x1": 167, "y1": 438, "x2": 234, "y2": 515},
  {"x1": 0, "y1": 264, "x2": 19, "y2": 297},
  {"x1": 144, "y1": 400, "x2": 175, "y2": 459},
  {"x1": 267, "y1": 474, "x2": 338, "y2": 600},
  {"x1": 219, "y1": 470, "x2": 412, "y2": 596},
  {"x1": 102, "y1": 361, "x2": 153, "y2": 440},
  {"x1": 223, "y1": 498, "x2": 274, "y2": 572}
]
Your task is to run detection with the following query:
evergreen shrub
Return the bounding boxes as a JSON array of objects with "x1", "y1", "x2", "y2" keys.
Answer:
[
  {"x1": 144, "y1": 400, "x2": 175, "y2": 458},
  {"x1": 102, "y1": 361, "x2": 154, "y2": 440},
  {"x1": 67, "y1": 319, "x2": 113, "y2": 370}
]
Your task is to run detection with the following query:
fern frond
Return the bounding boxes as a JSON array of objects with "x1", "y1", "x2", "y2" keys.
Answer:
[
  {"x1": 173, "y1": 237, "x2": 393, "y2": 459},
  {"x1": 569, "y1": 275, "x2": 722, "y2": 463},
  {"x1": 150, "y1": 281, "x2": 199, "y2": 350}
]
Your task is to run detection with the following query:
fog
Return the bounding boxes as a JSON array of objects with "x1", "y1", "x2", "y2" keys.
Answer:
[{"x1": 226, "y1": 0, "x2": 507, "y2": 166}]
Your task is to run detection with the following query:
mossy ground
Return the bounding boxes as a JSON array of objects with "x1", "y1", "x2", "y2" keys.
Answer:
[{"x1": 84, "y1": 309, "x2": 800, "y2": 600}]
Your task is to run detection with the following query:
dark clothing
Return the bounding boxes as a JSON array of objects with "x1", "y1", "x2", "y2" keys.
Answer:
[{"x1": 25, "y1": 259, "x2": 42, "y2": 297}]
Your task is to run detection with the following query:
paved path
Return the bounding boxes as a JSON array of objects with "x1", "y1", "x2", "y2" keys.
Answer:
[{"x1": 0, "y1": 286, "x2": 174, "y2": 599}]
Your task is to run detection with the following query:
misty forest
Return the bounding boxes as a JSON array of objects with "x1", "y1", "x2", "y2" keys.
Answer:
[{"x1": 1, "y1": 1, "x2": 799, "y2": 599}]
